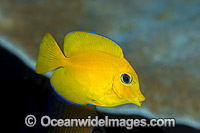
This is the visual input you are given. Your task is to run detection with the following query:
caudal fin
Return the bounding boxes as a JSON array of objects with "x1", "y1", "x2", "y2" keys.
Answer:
[{"x1": 36, "y1": 33, "x2": 65, "y2": 74}]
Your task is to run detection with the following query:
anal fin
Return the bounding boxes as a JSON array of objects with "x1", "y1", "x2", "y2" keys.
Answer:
[{"x1": 50, "y1": 68, "x2": 89, "y2": 105}]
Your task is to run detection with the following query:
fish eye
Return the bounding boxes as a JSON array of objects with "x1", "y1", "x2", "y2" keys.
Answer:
[{"x1": 121, "y1": 74, "x2": 132, "y2": 84}]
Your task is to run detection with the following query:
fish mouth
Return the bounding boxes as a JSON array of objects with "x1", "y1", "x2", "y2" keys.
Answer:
[
  {"x1": 138, "y1": 100, "x2": 144, "y2": 106},
  {"x1": 133, "y1": 99, "x2": 144, "y2": 106},
  {"x1": 129, "y1": 95, "x2": 145, "y2": 106}
]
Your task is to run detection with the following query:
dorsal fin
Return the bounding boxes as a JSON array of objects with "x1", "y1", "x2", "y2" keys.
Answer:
[{"x1": 63, "y1": 31, "x2": 124, "y2": 58}]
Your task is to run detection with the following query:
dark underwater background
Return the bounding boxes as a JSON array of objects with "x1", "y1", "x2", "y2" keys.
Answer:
[{"x1": 0, "y1": 0, "x2": 200, "y2": 133}]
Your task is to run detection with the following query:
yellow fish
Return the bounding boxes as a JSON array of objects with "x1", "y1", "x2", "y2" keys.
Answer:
[{"x1": 36, "y1": 31, "x2": 145, "y2": 107}]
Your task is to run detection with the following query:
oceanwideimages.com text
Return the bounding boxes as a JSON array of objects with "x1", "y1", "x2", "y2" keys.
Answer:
[{"x1": 25, "y1": 115, "x2": 176, "y2": 129}]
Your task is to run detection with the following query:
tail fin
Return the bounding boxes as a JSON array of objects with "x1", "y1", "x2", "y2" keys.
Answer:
[{"x1": 36, "y1": 33, "x2": 65, "y2": 74}]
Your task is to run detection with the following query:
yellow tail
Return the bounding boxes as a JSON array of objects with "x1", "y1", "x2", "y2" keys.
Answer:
[{"x1": 36, "y1": 33, "x2": 65, "y2": 74}]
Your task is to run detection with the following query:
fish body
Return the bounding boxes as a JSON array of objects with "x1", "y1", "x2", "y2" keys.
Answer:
[{"x1": 36, "y1": 31, "x2": 145, "y2": 107}]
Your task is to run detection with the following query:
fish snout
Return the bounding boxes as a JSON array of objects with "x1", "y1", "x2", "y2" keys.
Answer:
[
  {"x1": 136, "y1": 92, "x2": 145, "y2": 106},
  {"x1": 137, "y1": 99, "x2": 145, "y2": 106},
  {"x1": 129, "y1": 91, "x2": 145, "y2": 106},
  {"x1": 133, "y1": 98, "x2": 144, "y2": 106}
]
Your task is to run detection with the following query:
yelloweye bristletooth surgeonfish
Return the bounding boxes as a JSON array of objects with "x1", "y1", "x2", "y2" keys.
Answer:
[{"x1": 36, "y1": 31, "x2": 145, "y2": 107}]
